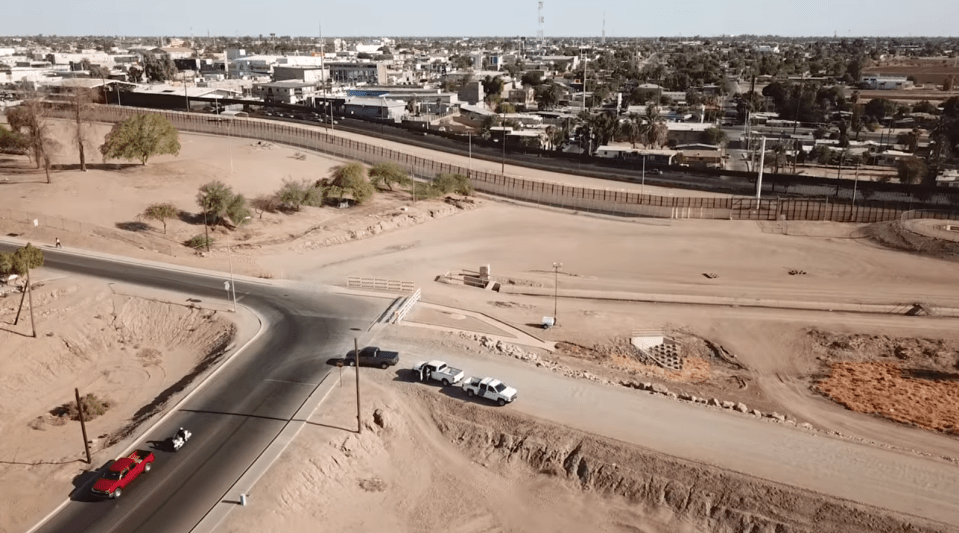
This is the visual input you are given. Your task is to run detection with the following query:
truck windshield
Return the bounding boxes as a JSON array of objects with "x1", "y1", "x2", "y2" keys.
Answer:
[
  {"x1": 104, "y1": 470, "x2": 124, "y2": 480},
  {"x1": 494, "y1": 383, "x2": 507, "y2": 392}
]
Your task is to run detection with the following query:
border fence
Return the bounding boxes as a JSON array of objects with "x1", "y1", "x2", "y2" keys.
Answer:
[{"x1": 47, "y1": 104, "x2": 918, "y2": 223}]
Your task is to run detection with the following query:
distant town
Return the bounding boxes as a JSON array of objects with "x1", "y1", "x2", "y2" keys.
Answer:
[{"x1": 2, "y1": 34, "x2": 959, "y2": 186}]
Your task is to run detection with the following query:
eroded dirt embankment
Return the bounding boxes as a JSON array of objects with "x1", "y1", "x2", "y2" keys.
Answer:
[{"x1": 423, "y1": 393, "x2": 953, "y2": 533}]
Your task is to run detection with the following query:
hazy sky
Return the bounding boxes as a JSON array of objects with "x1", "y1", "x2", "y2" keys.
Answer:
[{"x1": 3, "y1": 0, "x2": 958, "y2": 38}]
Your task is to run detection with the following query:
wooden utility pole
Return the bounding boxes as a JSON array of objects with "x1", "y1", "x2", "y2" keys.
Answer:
[
  {"x1": 75, "y1": 388, "x2": 92, "y2": 464},
  {"x1": 354, "y1": 337, "x2": 361, "y2": 434},
  {"x1": 27, "y1": 270, "x2": 36, "y2": 338}
]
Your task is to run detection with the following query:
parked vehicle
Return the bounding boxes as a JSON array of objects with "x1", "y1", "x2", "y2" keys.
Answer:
[
  {"x1": 91, "y1": 450, "x2": 155, "y2": 499},
  {"x1": 462, "y1": 377, "x2": 518, "y2": 406},
  {"x1": 344, "y1": 346, "x2": 400, "y2": 369},
  {"x1": 412, "y1": 360, "x2": 464, "y2": 386}
]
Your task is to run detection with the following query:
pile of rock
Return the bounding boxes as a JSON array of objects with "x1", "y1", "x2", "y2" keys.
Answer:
[
  {"x1": 462, "y1": 334, "x2": 612, "y2": 385},
  {"x1": 617, "y1": 379, "x2": 818, "y2": 428}
]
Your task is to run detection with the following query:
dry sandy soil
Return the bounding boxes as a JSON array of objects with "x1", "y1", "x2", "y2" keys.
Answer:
[
  {"x1": 4, "y1": 120, "x2": 959, "y2": 530},
  {"x1": 219, "y1": 368, "x2": 951, "y2": 533}
]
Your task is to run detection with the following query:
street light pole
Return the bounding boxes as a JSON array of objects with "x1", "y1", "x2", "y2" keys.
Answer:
[
  {"x1": 468, "y1": 132, "x2": 472, "y2": 178},
  {"x1": 502, "y1": 128, "x2": 506, "y2": 174},
  {"x1": 226, "y1": 216, "x2": 251, "y2": 312},
  {"x1": 552, "y1": 262, "x2": 562, "y2": 326},
  {"x1": 641, "y1": 155, "x2": 646, "y2": 195}
]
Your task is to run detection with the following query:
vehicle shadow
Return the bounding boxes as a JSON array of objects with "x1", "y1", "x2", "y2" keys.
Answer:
[
  {"x1": 392, "y1": 368, "x2": 424, "y2": 383},
  {"x1": 146, "y1": 439, "x2": 175, "y2": 453},
  {"x1": 69, "y1": 462, "x2": 112, "y2": 502}
]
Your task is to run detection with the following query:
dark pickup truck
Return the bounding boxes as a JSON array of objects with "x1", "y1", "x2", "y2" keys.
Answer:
[{"x1": 344, "y1": 346, "x2": 400, "y2": 369}]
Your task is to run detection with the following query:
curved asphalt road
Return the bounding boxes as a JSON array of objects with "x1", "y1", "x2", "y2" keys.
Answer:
[{"x1": 2, "y1": 245, "x2": 386, "y2": 533}]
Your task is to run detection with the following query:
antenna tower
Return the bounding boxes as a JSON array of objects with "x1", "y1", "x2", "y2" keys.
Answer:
[
  {"x1": 602, "y1": 12, "x2": 606, "y2": 45},
  {"x1": 537, "y1": 1, "x2": 544, "y2": 47}
]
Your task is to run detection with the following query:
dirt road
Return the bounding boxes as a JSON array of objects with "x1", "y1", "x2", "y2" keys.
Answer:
[{"x1": 386, "y1": 328, "x2": 959, "y2": 526}]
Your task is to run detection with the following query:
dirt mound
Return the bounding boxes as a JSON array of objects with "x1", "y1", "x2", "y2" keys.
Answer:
[
  {"x1": 424, "y1": 392, "x2": 953, "y2": 533},
  {"x1": 860, "y1": 221, "x2": 959, "y2": 261},
  {"x1": 808, "y1": 329, "x2": 959, "y2": 371}
]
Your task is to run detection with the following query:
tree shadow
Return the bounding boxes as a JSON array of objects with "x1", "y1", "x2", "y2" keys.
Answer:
[
  {"x1": 115, "y1": 221, "x2": 151, "y2": 232},
  {"x1": 55, "y1": 163, "x2": 141, "y2": 172},
  {"x1": 901, "y1": 368, "x2": 959, "y2": 382},
  {"x1": 69, "y1": 462, "x2": 112, "y2": 502},
  {"x1": 177, "y1": 211, "x2": 207, "y2": 225}
]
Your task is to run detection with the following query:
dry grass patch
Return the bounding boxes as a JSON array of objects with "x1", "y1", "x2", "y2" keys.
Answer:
[{"x1": 817, "y1": 361, "x2": 959, "y2": 434}]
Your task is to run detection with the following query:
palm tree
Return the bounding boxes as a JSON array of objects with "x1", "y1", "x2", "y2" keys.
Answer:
[
  {"x1": 619, "y1": 115, "x2": 641, "y2": 149},
  {"x1": 641, "y1": 106, "x2": 668, "y2": 149}
]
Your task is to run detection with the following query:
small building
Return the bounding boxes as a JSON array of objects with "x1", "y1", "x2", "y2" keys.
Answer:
[
  {"x1": 666, "y1": 122, "x2": 715, "y2": 145},
  {"x1": 860, "y1": 75, "x2": 913, "y2": 90},
  {"x1": 252, "y1": 80, "x2": 318, "y2": 105},
  {"x1": 508, "y1": 86, "x2": 535, "y2": 106},
  {"x1": 343, "y1": 96, "x2": 406, "y2": 121},
  {"x1": 326, "y1": 61, "x2": 388, "y2": 85},
  {"x1": 457, "y1": 80, "x2": 485, "y2": 105},
  {"x1": 273, "y1": 65, "x2": 330, "y2": 84},
  {"x1": 594, "y1": 146, "x2": 678, "y2": 165}
]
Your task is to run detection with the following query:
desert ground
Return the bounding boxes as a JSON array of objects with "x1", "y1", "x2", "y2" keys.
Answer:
[{"x1": 3, "y1": 118, "x2": 959, "y2": 532}]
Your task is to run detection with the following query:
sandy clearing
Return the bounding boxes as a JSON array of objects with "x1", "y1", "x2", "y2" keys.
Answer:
[{"x1": 5, "y1": 117, "x2": 959, "y2": 529}]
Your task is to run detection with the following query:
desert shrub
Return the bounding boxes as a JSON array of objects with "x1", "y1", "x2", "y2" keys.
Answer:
[
  {"x1": 54, "y1": 393, "x2": 112, "y2": 421},
  {"x1": 0, "y1": 123, "x2": 28, "y2": 154},
  {"x1": 275, "y1": 178, "x2": 323, "y2": 211},
  {"x1": 185, "y1": 234, "x2": 214, "y2": 249}
]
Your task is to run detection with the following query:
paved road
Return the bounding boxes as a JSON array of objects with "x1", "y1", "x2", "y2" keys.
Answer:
[
  {"x1": 387, "y1": 332, "x2": 959, "y2": 529},
  {"x1": 0, "y1": 244, "x2": 386, "y2": 533}
]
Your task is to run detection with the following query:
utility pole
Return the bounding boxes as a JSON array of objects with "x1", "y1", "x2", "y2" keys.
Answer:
[
  {"x1": 552, "y1": 262, "x2": 562, "y2": 326},
  {"x1": 501, "y1": 128, "x2": 506, "y2": 174},
  {"x1": 75, "y1": 388, "x2": 92, "y2": 464},
  {"x1": 354, "y1": 337, "x2": 361, "y2": 434},
  {"x1": 26, "y1": 269, "x2": 35, "y2": 338},
  {"x1": 756, "y1": 136, "x2": 767, "y2": 201}
]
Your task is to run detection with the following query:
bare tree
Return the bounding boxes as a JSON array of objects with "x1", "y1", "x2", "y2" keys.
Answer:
[
  {"x1": 67, "y1": 86, "x2": 96, "y2": 172},
  {"x1": 5, "y1": 90, "x2": 59, "y2": 183}
]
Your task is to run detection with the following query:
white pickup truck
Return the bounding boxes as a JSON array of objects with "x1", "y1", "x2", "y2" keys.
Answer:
[
  {"x1": 412, "y1": 360, "x2": 465, "y2": 386},
  {"x1": 461, "y1": 377, "x2": 518, "y2": 406}
]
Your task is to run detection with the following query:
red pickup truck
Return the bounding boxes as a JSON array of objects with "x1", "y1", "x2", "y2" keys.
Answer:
[{"x1": 91, "y1": 450, "x2": 155, "y2": 499}]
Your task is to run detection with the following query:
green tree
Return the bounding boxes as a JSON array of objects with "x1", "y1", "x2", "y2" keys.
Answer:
[
  {"x1": 224, "y1": 194, "x2": 252, "y2": 227},
  {"x1": 619, "y1": 113, "x2": 645, "y2": 148},
  {"x1": 496, "y1": 102, "x2": 516, "y2": 114},
  {"x1": 88, "y1": 65, "x2": 111, "y2": 79},
  {"x1": 897, "y1": 157, "x2": 927, "y2": 185},
  {"x1": 703, "y1": 126, "x2": 728, "y2": 146},
  {"x1": 127, "y1": 65, "x2": 143, "y2": 83},
  {"x1": 0, "y1": 123, "x2": 28, "y2": 154},
  {"x1": 521, "y1": 71, "x2": 543, "y2": 87},
  {"x1": 143, "y1": 55, "x2": 177, "y2": 82},
  {"x1": 864, "y1": 98, "x2": 897, "y2": 120},
  {"x1": 274, "y1": 178, "x2": 321, "y2": 211},
  {"x1": 320, "y1": 162, "x2": 375, "y2": 204},
  {"x1": 482, "y1": 75, "x2": 505, "y2": 99},
  {"x1": 432, "y1": 173, "x2": 472, "y2": 196},
  {"x1": 644, "y1": 106, "x2": 668, "y2": 148},
  {"x1": 100, "y1": 113, "x2": 181, "y2": 165},
  {"x1": 368, "y1": 163, "x2": 410, "y2": 191},
  {"x1": 137, "y1": 202, "x2": 178, "y2": 234},
  {"x1": 196, "y1": 180, "x2": 234, "y2": 226},
  {"x1": 535, "y1": 83, "x2": 563, "y2": 110},
  {"x1": 588, "y1": 112, "x2": 619, "y2": 149}
]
